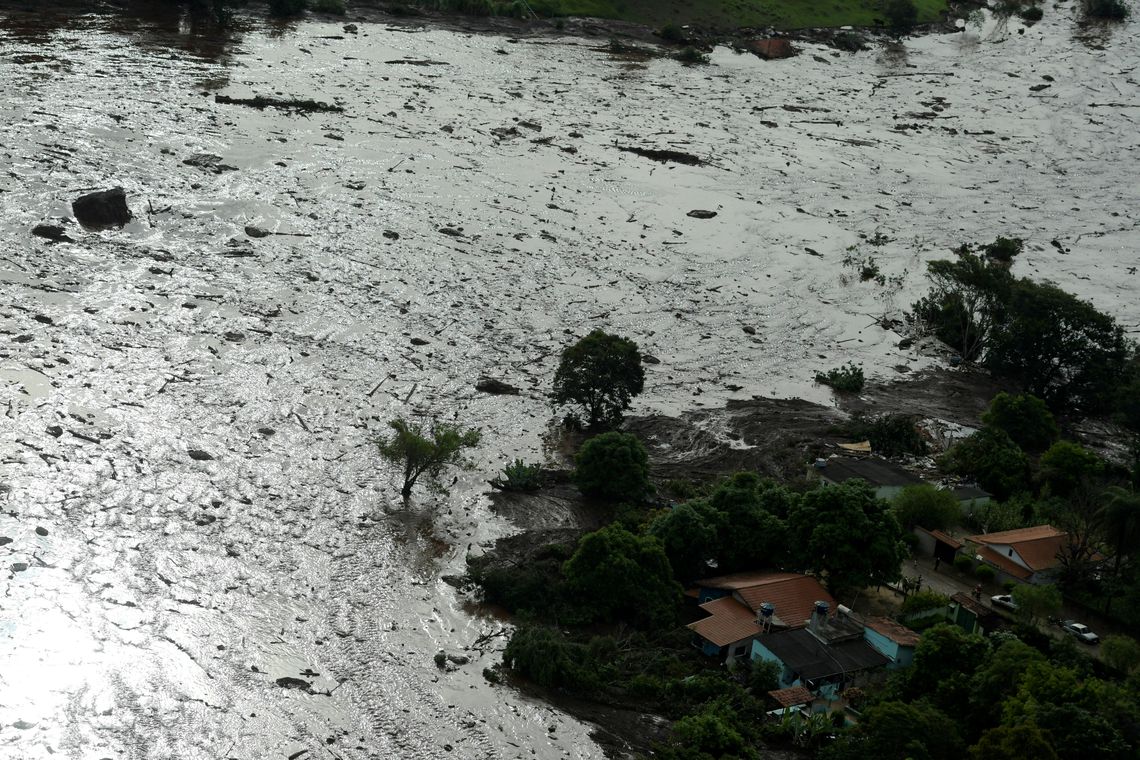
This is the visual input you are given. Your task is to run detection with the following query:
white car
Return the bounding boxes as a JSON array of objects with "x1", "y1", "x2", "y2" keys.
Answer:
[
  {"x1": 990, "y1": 594, "x2": 1018, "y2": 612},
  {"x1": 1061, "y1": 621, "x2": 1100, "y2": 644}
]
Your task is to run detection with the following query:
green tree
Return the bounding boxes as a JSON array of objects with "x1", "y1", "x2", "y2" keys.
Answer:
[
  {"x1": 573, "y1": 431, "x2": 650, "y2": 502},
  {"x1": 502, "y1": 625, "x2": 599, "y2": 690},
  {"x1": 885, "y1": 0, "x2": 919, "y2": 37},
  {"x1": 985, "y1": 280, "x2": 1129, "y2": 412},
  {"x1": 967, "y1": 638, "x2": 1046, "y2": 734},
  {"x1": 892, "y1": 484, "x2": 961, "y2": 531},
  {"x1": 1039, "y1": 441, "x2": 1104, "y2": 497},
  {"x1": 649, "y1": 500, "x2": 721, "y2": 582},
  {"x1": 840, "y1": 700, "x2": 964, "y2": 760},
  {"x1": 377, "y1": 417, "x2": 480, "y2": 498},
  {"x1": 1010, "y1": 583, "x2": 1062, "y2": 625},
  {"x1": 787, "y1": 481, "x2": 906, "y2": 596},
  {"x1": 706, "y1": 473, "x2": 793, "y2": 572},
  {"x1": 970, "y1": 724, "x2": 1059, "y2": 760},
  {"x1": 905, "y1": 623, "x2": 990, "y2": 705},
  {"x1": 982, "y1": 392, "x2": 1060, "y2": 453},
  {"x1": 911, "y1": 251, "x2": 1013, "y2": 361},
  {"x1": 1100, "y1": 634, "x2": 1140, "y2": 675},
  {"x1": 668, "y1": 704, "x2": 757, "y2": 759},
  {"x1": 940, "y1": 428, "x2": 1030, "y2": 500},
  {"x1": 562, "y1": 524, "x2": 681, "y2": 629},
  {"x1": 1099, "y1": 487, "x2": 1140, "y2": 578},
  {"x1": 552, "y1": 330, "x2": 645, "y2": 429}
]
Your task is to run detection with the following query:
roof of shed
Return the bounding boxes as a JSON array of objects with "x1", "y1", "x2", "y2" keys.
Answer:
[
  {"x1": 816, "y1": 457, "x2": 925, "y2": 488},
  {"x1": 864, "y1": 617, "x2": 921, "y2": 647},
  {"x1": 768, "y1": 685, "x2": 815, "y2": 708}
]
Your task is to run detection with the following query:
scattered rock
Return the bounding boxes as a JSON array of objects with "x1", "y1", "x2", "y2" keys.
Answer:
[
  {"x1": 642, "y1": 354, "x2": 661, "y2": 365},
  {"x1": 224, "y1": 331, "x2": 245, "y2": 342},
  {"x1": 898, "y1": 338, "x2": 914, "y2": 350},
  {"x1": 475, "y1": 377, "x2": 520, "y2": 395},
  {"x1": 410, "y1": 337, "x2": 430, "y2": 346},
  {"x1": 215, "y1": 94, "x2": 343, "y2": 113},
  {"x1": 11, "y1": 563, "x2": 28, "y2": 573},
  {"x1": 687, "y1": 209, "x2": 717, "y2": 219},
  {"x1": 245, "y1": 225, "x2": 270, "y2": 238},
  {"x1": 438, "y1": 227, "x2": 462, "y2": 237},
  {"x1": 382, "y1": 230, "x2": 399, "y2": 240},
  {"x1": 72, "y1": 187, "x2": 132, "y2": 230},
  {"x1": 446, "y1": 654, "x2": 470, "y2": 665},
  {"x1": 275, "y1": 677, "x2": 313, "y2": 691},
  {"x1": 46, "y1": 425, "x2": 63, "y2": 437},
  {"x1": 343, "y1": 23, "x2": 358, "y2": 33},
  {"x1": 518, "y1": 120, "x2": 542, "y2": 131},
  {"x1": 760, "y1": 120, "x2": 778, "y2": 128},
  {"x1": 0, "y1": 537, "x2": 11, "y2": 546},
  {"x1": 258, "y1": 427, "x2": 276, "y2": 436},
  {"x1": 31, "y1": 223, "x2": 72, "y2": 242},
  {"x1": 34, "y1": 314, "x2": 54, "y2": 325},
  {"x1": 188, "y1": 449, "x2": 215, "y2": 461},
  {"x1": 482, "y1": 667, "x2": 501, "y2": 684},
  {"x1": 616, "y1": 145, "x2": 702, "y2": 165},
  {"x1": 35, "y1": 527, "x2": 48, "y2": 536},
  {"x1": 742, "y1": 325, "x2": 757, "y2": 335}
]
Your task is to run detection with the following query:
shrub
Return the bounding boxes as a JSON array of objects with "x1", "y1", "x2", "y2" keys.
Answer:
[
  {"x1": 844, "y1": 413, "x2": 927, "y2": 456},
  {"x1": 490, "y1": 459, "x2": 542, "y2": 491},
  {"x1": 674, "y1": 46, "x2": 710, "y2": 65},
  {"x1": 833, "y1": 31, "x2": 867, "y2": 51},
  {"x1": 974, "y1": 564, "x2": 996, "y2": 582},
  {"x1": 574, "y1": 431, "x2": 650, "y2": 502},
  {"x1": 885, "y1": 0, "x2": 919, "y2": 36},
  {"x1": 953, "y1": 553, "x2": 974, "y2": 573},
  {"x1": 901, "y1": 590, "x2": 950, "y2": 616},
  {"x1": 659, "y1": 23, "x2": 687, "y2": 42},
  {"x1": 268, "y1": 0, "x2": 306, "y2": 16},
  {"x1": 310, "y1": 0, "x2": 347, "y2": 13},
  {"x1": 815, "y1": 362, "x2": 865, "y2": 393},
  {"x1": 552, "y1": 329, "x2": 645, "y2": 429},
  {"x1": 1086, "y1": 0, "x2": 1130, "y2": 17}
]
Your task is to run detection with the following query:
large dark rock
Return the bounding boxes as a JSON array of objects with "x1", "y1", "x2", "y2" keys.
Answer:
[
  {"x1": 475, "y1": 377, "x2": 520, "y2": 395},
  {"x1": 31, "y1": 223, "x2": 73, "y2": 242},
  {"x1": 72, "y1": 188, "x2": 131, "y2": 230}
]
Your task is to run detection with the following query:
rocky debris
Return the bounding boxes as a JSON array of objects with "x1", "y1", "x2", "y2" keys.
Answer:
[
  {"x1": 223, "y1": 331, "x2": 245, "y2": 342},
  {"x1": 187, "y1": 449, "x2": 215, "y2": 461},
  {"x1": 274, "y1": 677, "x2": 313, "y2": 691},
  {"x1": 446, "y1": 654, "x2": 470, "y2": 665},
  {"x1": 72, "y1": 187, "x2": 131, "y2": 230},
  {"x1": 35, "y1": 527, "x2": 48, "y2": 536},
  {"x1": 410, "y1": 337, "x2": 430, "y2": 346},
  {"x1": 475, "y1": 377, "x2": 520, "y2": 395},
  {"x1": 214, "y1": 94, "x2": 343, "y2": 113},
  {"x1": 616, "y1": 145, "x2": 703, "y2": 165},
  {"x1": 343, "y1": 23, "x2": 358, "y2": 33},
  {"x1": 31, "y1": 223, "x2": 72, "y2": 242},
  {"x1": 11, "y1": 563, "x2": 28, "y2": 573},
  {"x1": 384, "y1": 59, "x2": 450, "y2": 66},
  {"x1": 382, "y1": 230, "x2": 399, "y2": 240},
  {"x1": 490, "y1": 125, "x2": 520, "y2": 140},
  {"x1": 0, "y1": 537, "x2": 12, "y2": 546},
  {"x1": 183, "y1": 153, "x2": 237, "y2": 173},
  {"x1": 748, "y1": 39, "x2": 798, "y2": 60},
  {"x1": 742, "y1": 325, "x2": 757, "y2": 335},
  {"x1": 245, "y1": 225, "x2": 270, "y2": 238},
  {"x1": 687, "y1": 209, "x2": 717, "y2": 219},
  {"x1": 220, "y1": 239, "x2": 255, "y2": 258},
  {"x1": 46, "y1": 425, "x2": 63, "y2": 437},
  {"x1": 438, "y1": 227, "x2": 463, "y2": 237}
]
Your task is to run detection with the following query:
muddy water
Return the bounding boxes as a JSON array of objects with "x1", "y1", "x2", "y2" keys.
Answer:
[{"x1": 0, "y1": 4, "x2": 1137, "y2": 759}]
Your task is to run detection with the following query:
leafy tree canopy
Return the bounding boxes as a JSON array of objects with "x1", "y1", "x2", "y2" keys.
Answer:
[
  {"x1": 1039, "y1": 440, "x2": 1104, "y2": 497},
  {"x1": 939, "y1": 427, "x2": 1030, "y2": 500},
  {"x1": 552, "y1": 329, "x2": 645, "y2": 429},
  {"x1": 562, "y1": 524, "x2": 681, "y2": 629},
  {"x1": 787, "y1": 481, "x2": 906, "y2": 596},
  {"x1": 982, "y1": 392, "x2": 1060, "y2": 453},
  {"x1": 574, "y1": 431, "x2": 651, "y2": 503},
  {"x1": 892, "y1": 484, "x2": 961, "y2": 531},
  {"x1": 377, "y1": 417, "x2": 480, "y2": 498}
]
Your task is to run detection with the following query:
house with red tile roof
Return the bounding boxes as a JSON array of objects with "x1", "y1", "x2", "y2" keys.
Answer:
[
  {"x1": 687, "y1": 572, "x2": 837, "y2": 661},
  {"x1": 962, "y1": 524, "x2": 1068, "y2": 585}
]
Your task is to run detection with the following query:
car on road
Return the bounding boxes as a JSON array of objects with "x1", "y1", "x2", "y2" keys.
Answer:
[
  {"x1": 991, "y1": 594, "x2": 1018, "y2": 612},
  {"x1": 1060, "y1": 620, "x2": 1099, "y2": 644}
]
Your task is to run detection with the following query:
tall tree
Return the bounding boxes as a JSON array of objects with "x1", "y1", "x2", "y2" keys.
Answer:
[
  {"x1": 552, "y1": 330, "x2": 645, "y2": 429},
  {"x1": 377, "y1": 417, "x2": 480, "y2": 499},
  {"x1": 787, "y1": 481, "x2": 906, "y2": 597}
]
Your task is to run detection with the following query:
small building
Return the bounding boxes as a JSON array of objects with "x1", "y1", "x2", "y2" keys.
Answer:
[
  {"x1": 766, "y1": 685, "x2": 816, "y2": 717},
  {"x1": 752, "y1": 602, "x2": 889, "y2": 698},
  {"x1": 862, "y1": 617, "x2": 921, "y2": 669},
  {"x1": 810, "y1": 456, "x2": 926, "y2": 501},
  {"x1": 688, "y1": 572, "x2": 837, "y2": 661},
  {"x1": 948, "y1": 591, "x2": 1001, "y2": 635},
  {"x1": 913, "y1": 527, "x2": 963, "y2": 565},
  {"x1": 951, "y1": 485, "x2": 991, "y2": 516},
  {"x1": 963, "y1": 524, "x2": 1067, "y2": 586}
]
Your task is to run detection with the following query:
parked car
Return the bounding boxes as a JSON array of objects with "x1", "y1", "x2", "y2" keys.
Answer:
[
  {"x1": 990, "y1": 594, "x2": 1018, "y2": 612},
  {"x1": 1060, "y1": 620, "x2": 1100, "y2": 644}
]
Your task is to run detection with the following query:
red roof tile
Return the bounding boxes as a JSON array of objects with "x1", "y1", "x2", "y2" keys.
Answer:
[
  {"x1": 864, "y1": 617, "x2": 921, "y2": 647},
  {"x1": 973, "y1": 545, "x2": 1032, "y2": 579},
  {"x1": 695, "y1": 572, "x2": 835, "y2": 629},
  {"x1": 768, "y1": 685, "x2": 814, "y2": 708},
  {"x1": 688, "y1": 597, "x2": 762, "y2": 647}
]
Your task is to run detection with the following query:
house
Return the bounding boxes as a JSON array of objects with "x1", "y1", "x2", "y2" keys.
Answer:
[
  {"x1": 688, "y1": 572, "x2": 837, "y2": 661},
  {"x1": 751, "y1": 602, "x2": 889, "y2": 698},
  {"x1": 766, "y1": 685, "x2": 816, "y2": 717},
  {"x1": 951, "y1": 485, "x2": 991, "y2": 516},
  {"x1": 948, "y1": 591, "x2": 1001, "y2": 635},
  {"x1": 963, "y1": 524, "x2": 1067, "y2": 585},
  {"x1": 810, "y1": 456, "x2": 926, "y2": 500},
  {"x1": 862, "y1": 617, "x2": 921, "y2": 669}
]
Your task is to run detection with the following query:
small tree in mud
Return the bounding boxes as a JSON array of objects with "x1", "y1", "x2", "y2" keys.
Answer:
[
  {"x1": 552, "y1": 330, "x2": 645, "y2": 429},
  {"x1": 377, "y1": 417, "x2": 480, "y2": 499}
]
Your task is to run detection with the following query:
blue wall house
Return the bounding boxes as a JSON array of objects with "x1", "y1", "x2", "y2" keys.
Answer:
[{"x1": 861, "y1": 617, "x2": 920, "y2": 669}]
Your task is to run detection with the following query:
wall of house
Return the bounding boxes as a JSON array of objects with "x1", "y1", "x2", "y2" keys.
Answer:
[
  {"x1": 862, "y1": 628, "x2": 901, "y2": 667},
  {"x1": 913, "y1": 528, "x2": 937, "y2": 557},
  {"x1": 751, "y1": 641, "x2": 799, "y2": 689},
  {"x1": 984, "y1": 543, "x2": 1031, "y2": 572}
]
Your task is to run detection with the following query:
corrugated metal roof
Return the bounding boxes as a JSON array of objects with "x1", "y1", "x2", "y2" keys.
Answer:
[
  {"x1": 817, "y1": 457, "x2": 926, "y2": 488},
  {"x1": 687, "y1": 597, "x2": 762, "y2": 647}
]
